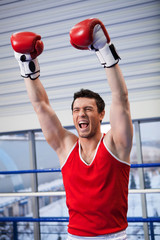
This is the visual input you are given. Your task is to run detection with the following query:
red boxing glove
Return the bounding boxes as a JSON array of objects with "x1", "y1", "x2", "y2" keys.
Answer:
[
  {"x1": 70, "y1": 18, "x2": 120, "y2": 68},
  {"x1": 11, "y1": 32, "x2": 44, "y2": 80}
]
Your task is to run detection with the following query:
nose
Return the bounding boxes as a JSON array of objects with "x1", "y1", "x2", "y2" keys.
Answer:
[{"x1": 79, "y1": 108, "x2": 86, "y2": 117}]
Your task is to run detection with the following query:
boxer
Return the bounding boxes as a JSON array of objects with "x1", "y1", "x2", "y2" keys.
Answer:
[{"x1": 11, "y1": 18, "x2": 133, "y2": 239}]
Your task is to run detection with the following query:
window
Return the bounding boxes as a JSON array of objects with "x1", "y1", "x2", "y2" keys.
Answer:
[
  {"x1": 0, "y1": 133, "x2": 31, "y2": 193},
  {"x1": 0, "y1": 120, "x2": 159, "y2": 239},
  {"x1": 140, "y1": 121, "x2": 160, "y2": 217}
]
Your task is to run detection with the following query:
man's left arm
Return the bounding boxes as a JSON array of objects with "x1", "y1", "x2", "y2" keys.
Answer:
[
  {"x1": 69, "y1": 18, "x2": 133, "y2": 162},
  {"x1": 104, "y1": 65, "x2": 133, "y2": 163}
]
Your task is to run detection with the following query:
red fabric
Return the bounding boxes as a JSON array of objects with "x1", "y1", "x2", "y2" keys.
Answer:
[{"x1": 61, "y1": 135, "x2": 130, "y2": 236}]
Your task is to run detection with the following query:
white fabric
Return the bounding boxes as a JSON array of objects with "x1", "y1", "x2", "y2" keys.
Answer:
[
  {"x1": 67, "y1": 230, "x2": 127, "y2": 240},
  {"x1": 14, "y1": 52, "x2": 40, "y2": 80},
  {"x1": 89, "y1": 24, "x2": 119, "y2": 67},
  {"x1": 95, "y1": 43, "x2": 119, "y2": 67}
]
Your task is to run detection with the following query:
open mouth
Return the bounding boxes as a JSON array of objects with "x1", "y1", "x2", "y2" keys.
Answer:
[{"x1": 78, "y1": 121, "x2": 89, "y2": 129}]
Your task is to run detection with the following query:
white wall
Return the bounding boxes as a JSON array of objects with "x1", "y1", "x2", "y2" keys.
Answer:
[{"x1": 0, "y1": 0, "x2": 160, "y2": 133}]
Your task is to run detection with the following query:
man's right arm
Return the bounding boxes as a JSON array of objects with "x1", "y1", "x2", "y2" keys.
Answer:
[
  {"x1": 24, "y1": 77, "x2": 77, "y2": 162},
  {"x1": 25, "y1": 77, "x2": 64, "y2": 150},
  {"x1": 11, "y1": 32, "x2": 77, "y2": 165}
]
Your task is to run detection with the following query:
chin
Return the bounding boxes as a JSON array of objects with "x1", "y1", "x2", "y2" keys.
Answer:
[
  {"x1": 79, "y1": 131, "x2": 95, "y2": 139},
  {"x1": 79, "y1": 134, "x2": 89, "y2": 138}
]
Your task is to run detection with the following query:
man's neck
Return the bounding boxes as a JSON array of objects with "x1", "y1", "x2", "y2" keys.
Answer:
[{"x1": 79, "y1": 132, "x2": 102, "y2": 164}]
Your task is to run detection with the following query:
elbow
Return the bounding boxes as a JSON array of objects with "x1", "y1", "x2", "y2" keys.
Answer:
[
  {"x1": 33, "y1": 101, "x2": 48, "y2": 114},
  {"x1": 121, "y1": 90, "x2": 129, "y2": 105},
  {"x1": 120, "y1": 90, "x2": 131, "y2": 111},
  {"x1": 112, "y1": 88, "x2": 129, "y2": 106},
  {"x1": 32, "y1": 101, "x2": 42, "y2": 114}
]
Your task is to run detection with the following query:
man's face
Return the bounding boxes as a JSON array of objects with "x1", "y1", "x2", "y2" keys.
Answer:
[{"x1": 72, "y1": 97, "x2": 104, "y2": 138}]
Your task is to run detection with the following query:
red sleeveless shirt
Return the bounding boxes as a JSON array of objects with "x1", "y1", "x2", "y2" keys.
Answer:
[{"x1": 61, "y1": 134, "x2": 130, "y2": 236}]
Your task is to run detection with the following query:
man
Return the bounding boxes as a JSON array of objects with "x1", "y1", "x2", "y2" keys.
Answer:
[{"x1": 11, "y1": 18, "x2": 133, "y2": 239}]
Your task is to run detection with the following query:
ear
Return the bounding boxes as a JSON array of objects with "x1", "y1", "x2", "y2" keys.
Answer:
[{"x1": 99, "y1": 110, "x2": 105, "y2": 122}]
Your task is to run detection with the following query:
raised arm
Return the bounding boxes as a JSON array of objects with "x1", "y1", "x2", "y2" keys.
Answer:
[
  {"x1": 104, "y1": 65, "x2": 133, "y2": 163},
  {"x1": 24, "y1": 77, "x2": 67, "y2": 151},
  {"x1": 70, "y1": 18, "x2": 133, "y2": 163},
  {"x1": 10, "y1": 32, "x2": 77, "y2": 164}
]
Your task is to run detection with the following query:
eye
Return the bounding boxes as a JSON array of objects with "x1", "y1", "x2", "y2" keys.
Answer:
[
  {"x1": 85, "y1": 107, "x2": 93, "y2": 111},
  {"x1": 73, "y1": 108, "x2": 79, "y2": 113}
]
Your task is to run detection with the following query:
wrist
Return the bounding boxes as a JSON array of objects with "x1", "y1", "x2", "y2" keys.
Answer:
[
  {"x1": 14, "y1": 52, "x2": 40, "y2": 80},
  {"x1": 94, "y1": 42, "x2": 120, "y2": 68}
]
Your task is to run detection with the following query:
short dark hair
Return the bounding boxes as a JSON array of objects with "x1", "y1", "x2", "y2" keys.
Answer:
[{"x1": 71, "y1": 89, "x2": 105, "y2": 113}]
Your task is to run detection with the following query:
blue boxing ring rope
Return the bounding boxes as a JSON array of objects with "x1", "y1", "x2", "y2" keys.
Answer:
[
  {"x1": 0, "y1": 162, "x2": 160, "y2": 239},
  {"x1": 0, "y1": 162, "x2": 160, "y2": 174},
  {"x1": 0, "y1": 216, "x2": 160, "y2": 223}
]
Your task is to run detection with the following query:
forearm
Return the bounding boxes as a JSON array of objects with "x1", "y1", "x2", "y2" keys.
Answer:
[
  {"x1": 10, "y1": 31, "x2": 73, "y2": 154},
  {"x1": 24, "y1": 77, "x2": 50, "y2": 111},
  {"x1": 11, "y1": 32, "x2": 48, "y2": 111},
  {"x1": 105, "y1": 65, "x2": 129, "y2": 103}
]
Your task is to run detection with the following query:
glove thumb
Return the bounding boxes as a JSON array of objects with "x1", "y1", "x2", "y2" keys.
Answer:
[
  {"x1": 92, "y1": 25, "x2": 108, "y2": 50},
  {"x1": 31, "y1": 40, "x2": 44, "y2": 59}
]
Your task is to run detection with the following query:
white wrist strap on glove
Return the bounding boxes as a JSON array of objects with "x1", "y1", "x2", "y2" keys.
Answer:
[
  {"x1": 14, "y1": 52, "x2": 40, "y2": 80},
  {"x1": 94, "y1": 42, "x2": 120, "y2": 68},
  {"x1": 89, "y1": 24, "x2": 120, "y2": 68}
]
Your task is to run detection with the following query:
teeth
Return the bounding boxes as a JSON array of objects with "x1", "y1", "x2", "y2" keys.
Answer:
[
  {"x1": 79, "y1": 121, "x2": 88, "y2": 124},
  {"x1": 78, "y1": 121, "x2": 89, "y2": 129}
]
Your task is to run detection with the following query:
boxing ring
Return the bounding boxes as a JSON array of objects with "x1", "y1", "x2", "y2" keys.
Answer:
[{"x1": 0, "y1": 163, "x2": 160, "y2": 240}]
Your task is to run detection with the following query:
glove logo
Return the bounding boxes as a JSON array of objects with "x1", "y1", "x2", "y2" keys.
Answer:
[
  {"x1": 20, "y1": 55, "x2": 26, "y2": 62},
  {"x1": 29, "y1": 61, "x2": 36, "y2": 72}
]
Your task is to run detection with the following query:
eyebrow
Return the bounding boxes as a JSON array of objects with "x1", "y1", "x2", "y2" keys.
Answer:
[
  {"x1": 73, "y1": 107, "x2": 80, "y2": 110},
  {"x1": 73, "y1": 106, "x2": 94, "y2": 111},
  {"x1": 84, "y1": 106, "x2": 94, "y2": 109}
]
